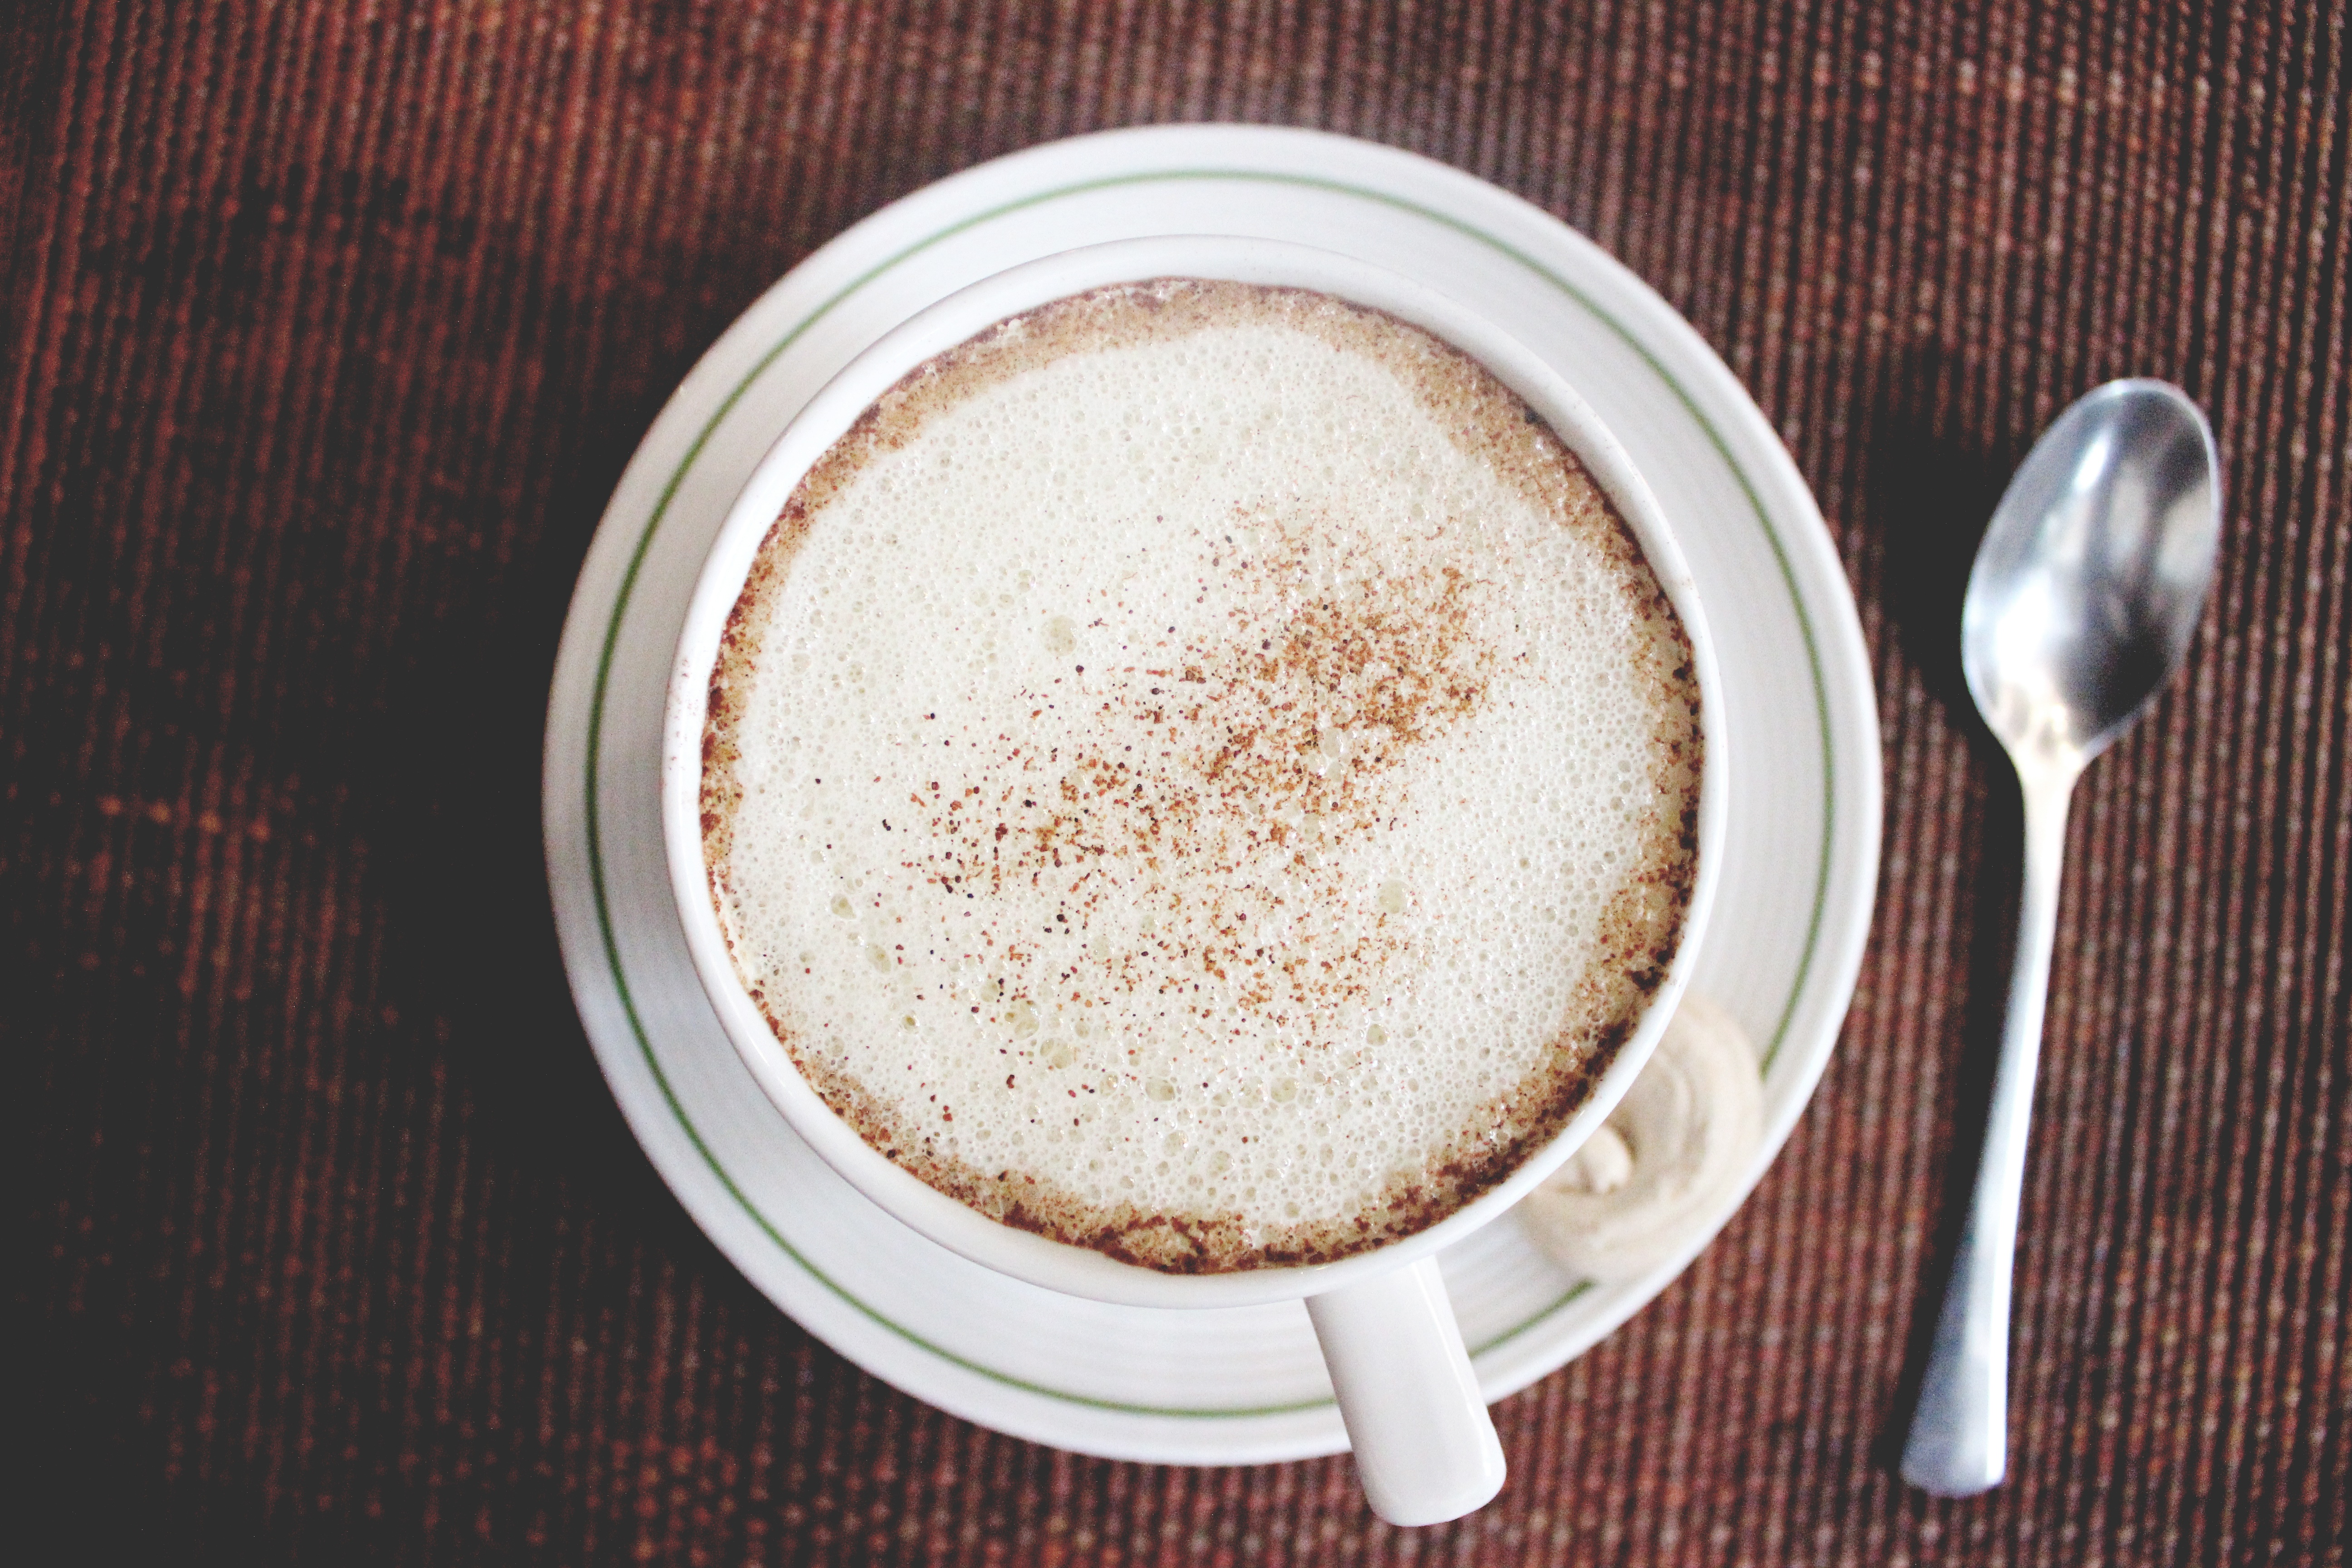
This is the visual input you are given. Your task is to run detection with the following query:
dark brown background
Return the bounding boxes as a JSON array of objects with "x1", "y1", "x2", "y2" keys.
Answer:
[{"x1": 9, "y1": 2, "x2": 2345, "y2": 1563}]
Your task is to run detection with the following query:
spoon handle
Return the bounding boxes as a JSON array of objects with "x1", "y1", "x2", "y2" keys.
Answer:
[{"x1": 1901, "y1": 768, "x2": 2076, "y2": 1496}]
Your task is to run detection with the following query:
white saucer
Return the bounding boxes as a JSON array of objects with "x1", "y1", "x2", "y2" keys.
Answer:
[{"x1": 543, "y1": 125, "x2": 1882, "y2": 1466}]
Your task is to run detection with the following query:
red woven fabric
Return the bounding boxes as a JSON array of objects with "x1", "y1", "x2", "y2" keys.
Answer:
[{"x1": 11, "y1": 3, "x2": 2345, "y2": 1562}]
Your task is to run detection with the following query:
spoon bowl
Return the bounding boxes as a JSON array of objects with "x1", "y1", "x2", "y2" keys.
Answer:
[
  {"x1": 1902, "y1": 378, "x2": 2220, "y2": 1497},
  {"x1": 1960, "y1": 381, "x2": 2222, "y2": 777}
]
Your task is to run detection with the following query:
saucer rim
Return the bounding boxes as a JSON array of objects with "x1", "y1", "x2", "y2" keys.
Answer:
[{"x1": 543, "y1": 123, "x2": 1882, "y2": 1462}]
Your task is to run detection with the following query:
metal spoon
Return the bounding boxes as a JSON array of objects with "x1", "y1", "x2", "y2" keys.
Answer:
[{"x1": 1900, "y1": 379, "x2": 2221, "y2": 1497}]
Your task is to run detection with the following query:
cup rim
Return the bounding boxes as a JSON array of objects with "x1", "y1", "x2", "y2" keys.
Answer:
[{"x1": 660, "y1": 235, "x2": 1727, "y2": 1310}]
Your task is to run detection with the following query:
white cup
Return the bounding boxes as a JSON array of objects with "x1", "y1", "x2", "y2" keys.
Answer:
[{"x1": 662, "y1": 236, "x2": 1725, "y2": 1525}]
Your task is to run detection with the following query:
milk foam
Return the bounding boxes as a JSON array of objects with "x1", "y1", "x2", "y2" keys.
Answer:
[{"x1": 705, "y1": 281, "x2": 1700, "y2": 1272}]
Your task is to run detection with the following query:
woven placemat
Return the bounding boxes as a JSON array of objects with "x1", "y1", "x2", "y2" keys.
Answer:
[{"x1": 10, "y1": 2, "x2": 2344, "y2": 1563}]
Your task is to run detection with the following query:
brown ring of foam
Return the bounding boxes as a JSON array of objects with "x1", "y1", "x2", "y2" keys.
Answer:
[{"x1": 703, "y1": 278, "x2": 1702, "y2": 1274}]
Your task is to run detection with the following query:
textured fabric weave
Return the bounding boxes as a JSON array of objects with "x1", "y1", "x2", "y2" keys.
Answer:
[{"x1": 10, "y1": 3, "x2": 2345, "y2": 1563}]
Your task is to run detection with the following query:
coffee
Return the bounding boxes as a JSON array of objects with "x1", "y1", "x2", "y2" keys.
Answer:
[{"x1": 701, "y1": 279, "x2": 1702, "y2": 1274}]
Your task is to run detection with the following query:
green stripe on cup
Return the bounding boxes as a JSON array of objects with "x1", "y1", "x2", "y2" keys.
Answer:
[{"x1": 583, "y1": 167, "x2": 1836, "y2": 1418}]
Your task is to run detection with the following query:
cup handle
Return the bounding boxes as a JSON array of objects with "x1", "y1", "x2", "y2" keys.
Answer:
[{"x1": 1305, "y1": 1256, "x2": 1507, "y2": 1525}]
